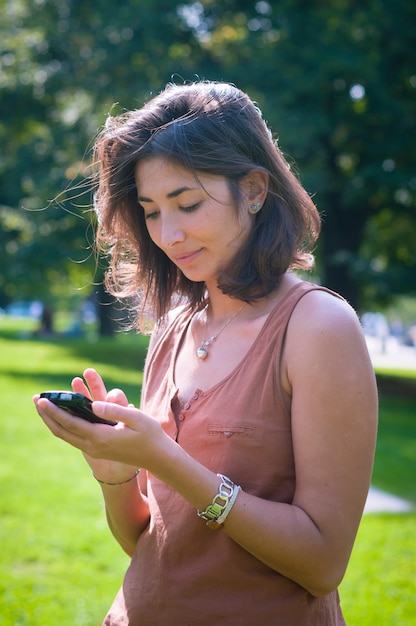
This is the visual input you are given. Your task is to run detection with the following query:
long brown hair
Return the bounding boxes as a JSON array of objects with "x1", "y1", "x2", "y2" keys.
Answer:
[{"x1": 93, "y1": 81, "x2": 321, "y2": 328}]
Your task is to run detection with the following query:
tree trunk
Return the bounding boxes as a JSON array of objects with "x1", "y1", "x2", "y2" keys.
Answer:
[
  {"x1": 95, "y1": 282, "x2": 118, "y2": 337},
  {"x1": 319, "y1": 190, "x2": 365, "y2": 311}
]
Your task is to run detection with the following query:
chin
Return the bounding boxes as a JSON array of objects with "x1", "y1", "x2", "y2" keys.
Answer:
[
  {"x1": 177, "y1": 261, "x2": 220, "y2": 286},
  {"x1": 182, "y1": 272, "x2": 210, "y2": 284}
]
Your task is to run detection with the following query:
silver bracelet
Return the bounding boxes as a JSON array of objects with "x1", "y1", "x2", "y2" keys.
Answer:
[
  {"x1": 197, "y1": 474, "x2": 241, "y2": 530},
  {"x1": 216, "y1": 483, "x2": 241, "y2": 525},
  {"x1": 93, "y1": 468, "x2": 140, "y2": 486}
]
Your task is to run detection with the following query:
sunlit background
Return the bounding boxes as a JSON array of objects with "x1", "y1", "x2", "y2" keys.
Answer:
[{"x1": 0, "y1": 1, "x2": 415, "y2": 624}]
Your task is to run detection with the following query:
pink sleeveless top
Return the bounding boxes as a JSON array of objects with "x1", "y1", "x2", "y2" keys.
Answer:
[{"x1": 104, "y1": 282, "x2": 346, "y2": 625}]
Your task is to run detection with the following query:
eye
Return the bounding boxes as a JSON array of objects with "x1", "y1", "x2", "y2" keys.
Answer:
[
  {"x1": 144, "y1": 210, "x2": 159, "y2": 221},
  {"x1": 180, "y1": 202, "x2": 200, "y2": 213}
]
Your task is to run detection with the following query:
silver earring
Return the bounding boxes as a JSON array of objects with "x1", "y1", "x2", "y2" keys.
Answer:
[{"x1": 249, "y1": 202, "x2": 262, "y2": 214}]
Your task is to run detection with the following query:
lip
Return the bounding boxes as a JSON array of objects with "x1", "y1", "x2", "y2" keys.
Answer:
[{"x1": 171, "y1": 249, "x2": 203, "y2": 266}]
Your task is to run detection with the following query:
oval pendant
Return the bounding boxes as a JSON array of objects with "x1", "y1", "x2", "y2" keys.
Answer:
[{"x1": 196, "y1": 347, "x2": 208, "y2": 360}]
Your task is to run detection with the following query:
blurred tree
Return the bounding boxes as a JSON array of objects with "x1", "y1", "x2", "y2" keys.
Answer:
[
  {"x1": 0, "y1": 0, "x2": 97, "y2": 310},
  {"x1": 0, "y1": 0, "x2": 214, "y2": 326},
  {"x1": 0, "y1": 0, "x2": 414, "y2": 323}
]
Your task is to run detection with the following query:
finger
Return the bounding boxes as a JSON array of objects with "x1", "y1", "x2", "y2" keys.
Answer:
[
  {"x1": 106, "y1": 388, "x2": 129, "y2": 406},
  {"x1": 35, "y1": 397, "x2": 93, "y2": 448},
  {"x1": 82, "y1": 368, "x2": 108, "y2": 400},
  {"x1": 92, "y1": 401, "x2": 139, "y2": 427},
  {"x1": 72, "y1": 377, "x2": 91, "y2": 398}
]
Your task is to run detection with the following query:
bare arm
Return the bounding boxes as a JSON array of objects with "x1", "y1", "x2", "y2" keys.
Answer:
[
  {"x1": 90, "y1": 320, "x2": 174, "y2": 553},
  {"x1": 96, "y1": 470, "x2": 149, "y2": 556},
  {"x1": 214, "y1": 290, "x2": 378, "y2": 595}
]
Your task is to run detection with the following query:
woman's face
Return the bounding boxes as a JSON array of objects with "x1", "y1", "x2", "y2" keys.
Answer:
[{"x1": 135, "y1": 157, "x2": 253, "y2": 289}]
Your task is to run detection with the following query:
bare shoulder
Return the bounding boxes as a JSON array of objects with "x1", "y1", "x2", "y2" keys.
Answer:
[
  {"x1": 289, "y1": 287, "x2": 363, "y2": 342},
  {"x1": 283, "y1": 287, "x2": 373, "y2": 388},
  {"x1": 285, "y1": 287, "x2": 378, "y2": 559}
]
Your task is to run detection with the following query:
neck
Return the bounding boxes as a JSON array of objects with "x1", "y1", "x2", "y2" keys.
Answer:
[
  {"x1": 204, "y1": 288, "x2": 244, "y2": 322},
  {"x1": 205, "y1": 299, "x2": 245, "y2": 324}
]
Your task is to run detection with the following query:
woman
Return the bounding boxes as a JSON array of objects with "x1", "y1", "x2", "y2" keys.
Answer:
[{"x1": 34, "y1": 81, "x2": 378, "y2": 625}]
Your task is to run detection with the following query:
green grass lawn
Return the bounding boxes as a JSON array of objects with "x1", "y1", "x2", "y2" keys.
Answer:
[{"x1": 0, "y1": 317, "x2": 415, "y2": 625}]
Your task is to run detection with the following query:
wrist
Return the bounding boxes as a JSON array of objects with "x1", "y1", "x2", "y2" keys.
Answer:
[
  {"x1": 93, "y1": 468, "x2": 140, "y2": 486},
  {"x1": 197, "y1": 474, "x2": 241, "y2": 530}
]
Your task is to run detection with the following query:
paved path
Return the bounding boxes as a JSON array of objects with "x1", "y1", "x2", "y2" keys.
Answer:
[
  {"x1": 365, "y1": 335, "x2": 416, "y2": 371},
  {"x1": 364, "y1": 487, "x2": 414, "y2": 513}
]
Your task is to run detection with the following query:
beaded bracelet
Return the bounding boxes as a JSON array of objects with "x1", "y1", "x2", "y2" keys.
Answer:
[
  {"x1": 197, "y1": 474, "x2": 241, "y2": 530},
  {"x1": 93, "y1": 468, "x2": 140, "y2": 486}
]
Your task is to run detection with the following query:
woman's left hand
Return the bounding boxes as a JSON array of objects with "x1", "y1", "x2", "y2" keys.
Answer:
[{"x1": 33, "y1": 368, "x2": 163, "y2": 482}]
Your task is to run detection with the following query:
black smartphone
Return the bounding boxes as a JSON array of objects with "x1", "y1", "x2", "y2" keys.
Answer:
[{"x1": 40, "y1": 391, "x2": 117, "y2": 426}]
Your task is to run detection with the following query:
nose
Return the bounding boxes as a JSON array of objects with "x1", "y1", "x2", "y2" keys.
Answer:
[{"x1": 159, "y1": 214, "x2": 185, "y2": 248}]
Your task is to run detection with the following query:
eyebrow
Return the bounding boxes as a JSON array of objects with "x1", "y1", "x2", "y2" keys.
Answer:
[{"x1": 138, "y1": 186, "x2": 197, "y2": 203}]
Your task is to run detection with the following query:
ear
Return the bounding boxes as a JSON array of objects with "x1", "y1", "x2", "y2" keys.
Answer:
[{"x1": 240, "y1": 169, "x2": 269, "y2": 207}]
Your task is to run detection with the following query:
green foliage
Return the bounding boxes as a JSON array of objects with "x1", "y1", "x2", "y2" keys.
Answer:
[
  {"x1": 384, "y1": 295, "x2": 416, "y2": 326},
  {"x1": 1, "y1": 0, "x2": 415, "y2": 311},
  {"x1": 191, "y1": 0, "x2": 416, "y2": 306}
]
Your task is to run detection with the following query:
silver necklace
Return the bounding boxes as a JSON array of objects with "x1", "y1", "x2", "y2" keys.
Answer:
[{"x1": 196, "y1": 304, "x2": 244, "y2": 360}]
